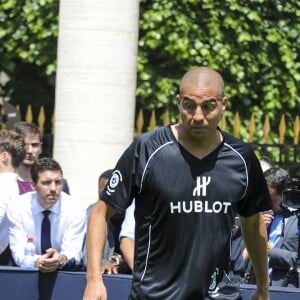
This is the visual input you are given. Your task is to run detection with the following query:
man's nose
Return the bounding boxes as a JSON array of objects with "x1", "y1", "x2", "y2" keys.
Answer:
[
  {"x1": 193, "y1": 105, "x2": 204, "y2": 121},
  {"x1": 49, "y1": 182, "x2": 56, "y2": 190},
  {"x1": 26, "y1": 144, "x2": 33, "y2": 152}
]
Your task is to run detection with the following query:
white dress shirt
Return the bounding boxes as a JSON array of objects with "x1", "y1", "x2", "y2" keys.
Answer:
[
  {"x1": 119, "y1": 200, "x2": 135, "y2": 241},
  {"x1": 0, "y1": 172, "x2": 19, "y2": 254},
  {"x1": 7, "y1": 191, "x2": 86, "y2": 266}
]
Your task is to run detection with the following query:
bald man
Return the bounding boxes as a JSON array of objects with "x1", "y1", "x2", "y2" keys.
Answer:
[{"x1": 84, "y1": 67, "x2": 271, "y2": 300}]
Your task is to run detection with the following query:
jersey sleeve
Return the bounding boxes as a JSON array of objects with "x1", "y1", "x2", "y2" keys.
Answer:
[
  {"x1": 237, "y1": 148, "x2": 272, "y2": 217},
  {"x1": 100, "y1": 139, "x2": 141, "y2": 214}
]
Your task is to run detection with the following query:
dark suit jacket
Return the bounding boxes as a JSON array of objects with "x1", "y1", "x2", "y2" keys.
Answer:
[{"x1": 269, "y1": 214, "x2": 299, "y2": 287}]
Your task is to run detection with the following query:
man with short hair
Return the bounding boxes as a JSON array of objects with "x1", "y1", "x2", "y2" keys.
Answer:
[
  {"x1": 7, "y1": 157, "x2": 86, "y2": 273},
  {"x1": 13, "y1": 122, "x2": 43, "y2": 193},
  {"x1": 264, "y1": 167, "x2": 299, "y2": 287},
  {"x1": 84, "y1": 66, "x2": 271, "y2": 299},
  {"x1": 13, "y1": 121, "x2": 70, "y2": 194},
  {"x1": 0, "y1": 129, "x2": 25, "y2": 265}
]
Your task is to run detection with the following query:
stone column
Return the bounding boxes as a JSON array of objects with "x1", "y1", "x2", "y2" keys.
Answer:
[{"x1": 54, "y1": 0, "x2": 139, "y2": 204}]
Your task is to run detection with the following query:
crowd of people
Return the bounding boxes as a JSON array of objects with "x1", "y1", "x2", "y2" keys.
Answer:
[
  {"x1": 0, "y1": 66, "x2": 299, "y2": 300},
  {"x1": 0, "y1": 122, "x2": 128, "y2": 273}
]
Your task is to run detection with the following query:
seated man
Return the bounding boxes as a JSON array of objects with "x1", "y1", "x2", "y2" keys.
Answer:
[
  {"x1": 265, "y1": 167, "x2": 299, "y2": 287},
  {"x1": 0, "y1": 129, "x2": 25, "y2": 265},
  {"x1": 7, "y1": 157, "x2": 86, "y2": 272},
  {"x1": 244, "y1": 167, "x2": 299, "y2": 287},
  {"x1": 83, "y1": 169, "x2": 128, "y2": 274}
]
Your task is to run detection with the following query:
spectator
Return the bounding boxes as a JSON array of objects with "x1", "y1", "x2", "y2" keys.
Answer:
[
  {"x1": 0, "y1": 129, "x2": 25, "y2": 265},
  {"x1": 13, "y1": 121, "x2": 70, "y2": 194},
  {"x1": 83, "y1": 169, "x2": 127, "y2": 274},
  {"x1": 265, "y1": 167, "x2": 298, "y2": 287},
  {"x1": 7, "y1": 157, "x2": 86, "y2": 273},
  {"x1": 84, "y1": 66, "x2": 271, "y2": 299},
  {"x1": 243, "y1": 167, "x2": 299, "y2": 287}
]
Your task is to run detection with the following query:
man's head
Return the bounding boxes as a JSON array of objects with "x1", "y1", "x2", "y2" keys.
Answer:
[
  {"x1": 98, "y1": 169, "x2": 113, "y2": 195},
  {"x1": 177, "y1": 67, "x2": 227, "y2": 141},
  {"x1": 13, "y1": 122, "x2": 42, "y2": 167},
  {"x1": 31, "y1": 157, "x2": 63, "y2": 209},
  {"x1": 0, "y1": 129, "x2": 26, "y2": 170},
  {"x1": 264, "y1": 167, "x2": 290, "y2": 213}
]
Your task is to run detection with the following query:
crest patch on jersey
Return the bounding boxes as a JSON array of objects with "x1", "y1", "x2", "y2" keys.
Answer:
[{"x1": 106, "y1": 170, "x2": 122, "y2": 195}]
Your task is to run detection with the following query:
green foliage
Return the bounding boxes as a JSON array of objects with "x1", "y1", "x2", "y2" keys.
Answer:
[
  {"x1": 0, "y1": 0, "x2": 299, "y2": 144},
  {"x1": 0, "y1": 0, "x2": 58, "y2": 75},
  {"x1": 138, "y1": 0, "x2": 300, "y2": 143},
  {"x1": 0, "y1": 0, "x2": 58, "y2": 114}
]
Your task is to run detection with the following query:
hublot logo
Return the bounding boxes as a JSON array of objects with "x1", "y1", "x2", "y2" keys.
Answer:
[
  {"x1": 170, "y1": 176, "x2": 232, "y2": 214},
  {"x1": 193, "y1": 176, "x2": 211, "y2": 196},
  {"x1": 170, "y1": 200, "x2": 231, "y2": 214}
]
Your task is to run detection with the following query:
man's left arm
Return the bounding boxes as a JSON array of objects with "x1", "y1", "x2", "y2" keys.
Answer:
[
  {"x1": 240, "y1": 213, "x2": 269, "y2": 299},
  {"x1": 59, "y1": 205, "x2": 87, "y2": 264}
]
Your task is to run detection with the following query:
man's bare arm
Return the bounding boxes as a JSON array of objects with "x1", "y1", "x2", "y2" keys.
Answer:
[
  {"x1": 120, "y1": 237, "x2": 134, "y2": 271},
  {"x1": 240, "y1": 213, "x2": 269, "y2": 299},
  {"x1": 83, "y1": 200, "x2": 115, "y2": 300}
]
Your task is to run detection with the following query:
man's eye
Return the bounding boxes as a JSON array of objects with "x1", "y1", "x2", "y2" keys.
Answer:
[
  {"x1": 42, "y1": 181, "x2": 51, "y2": 185},
  {"x1": 202, "y1": 104, "x2": 213, "y2": 111},
  {"x1": 183, "y1": 101, "x2": 195, "y2": 110},
  {"x1": 202, "y1": 102, "x2": 217, "y2": 112},
  {"x1": 32, "y1": 143, "x2": 41, "y2": 148}
]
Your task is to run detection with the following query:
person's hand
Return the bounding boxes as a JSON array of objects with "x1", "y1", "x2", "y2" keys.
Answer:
[
  {"x1": 266, "y1": 242, "x2": 272, "y2": 255},
  {"x1": 35, "y1": 248, "x2": 62, "y2": 273},
  {"x1": 261, "y1": 211, "x2": 273, "y2": 227},
  {"x1": 101, "y1": 259, "x2": 118, "y2": 275},
  {"x1": 250, "y1": 288, "x2": 269, "y2": 300},
  {"x1": 83, "y1": 279, "x2": 107, "y2": 300}
]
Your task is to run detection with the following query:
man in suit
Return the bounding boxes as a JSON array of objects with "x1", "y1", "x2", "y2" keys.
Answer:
[{"x1": 263, "y1": 167, "x2": 299, "y2": 287}]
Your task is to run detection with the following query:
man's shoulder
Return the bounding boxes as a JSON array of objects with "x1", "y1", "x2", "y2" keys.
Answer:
[
  {"x1": 136, "y1": 126, "x2": 174, "y2": 148},
  {"x1": 7, "y1": 192, "x2": 34, "y2": 216},
  {"x1": 0, "y1": 176, "x2": 19, "y2": 200},
  {"x1": 222, "y1": 131, "x2": 253, "y2": 154},
  {"x1": 13, "y1": 191, "x2": 35, "y2": 202}
]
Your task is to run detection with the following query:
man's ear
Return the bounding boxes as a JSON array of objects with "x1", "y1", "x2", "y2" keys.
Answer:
[
  {"x1": 30, "y1": 181, "x2": 36, "y2": 191},
  {"x1": 0, "y1": 151, "x2": 9, "y2": 163},
  {"x1": 176, "y1": 95, "x2": 181, "y2": 109},
  {"x1": 221, "y1": 97, "x2": 228, "y2": 112}
]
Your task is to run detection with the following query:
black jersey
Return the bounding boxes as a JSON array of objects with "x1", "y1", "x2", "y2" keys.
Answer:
[{"x1": 101, "y1": 126, "x2": 271, "y2": 300}]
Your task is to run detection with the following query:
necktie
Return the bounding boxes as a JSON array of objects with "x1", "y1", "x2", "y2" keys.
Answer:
[{"x1": 41, "y1": 210, "x2": 52, "y2": 254}]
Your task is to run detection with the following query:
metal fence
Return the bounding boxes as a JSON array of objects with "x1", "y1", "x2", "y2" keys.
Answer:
[{"x1": 1, "y1": 104, "x2": 299, "y2": 176}]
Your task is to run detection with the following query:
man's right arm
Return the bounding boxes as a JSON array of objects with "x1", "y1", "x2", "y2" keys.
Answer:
[
  {"x1": 120, "y1": 237, "x2": 134, "y2": 271},
  {"x1": 240, "y1": 213, "x2": 270, "y2": 300},
  {"x1": 7, "y1": 199, "x2": 28, "y2": 266},
  {"x1": 83, "y1": 200, "x2": 114, "y2": 300}
]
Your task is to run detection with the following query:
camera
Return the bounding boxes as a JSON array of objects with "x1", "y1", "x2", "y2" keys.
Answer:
[{"x1": 281, "y1": 178, "x2": 300, "y2": 209}]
